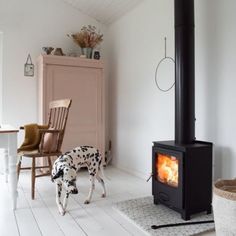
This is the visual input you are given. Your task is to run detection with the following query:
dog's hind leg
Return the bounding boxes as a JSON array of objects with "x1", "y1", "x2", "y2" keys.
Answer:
[
  {"x1": 63, "y1": 192, "x2": 70, "y2": 212},
  {"x1": 84, "y1": 175, "x2": 95, "y2": 204},
  {"x1": 96, "y1": 174, "x2": 106, "y2": 198},
  {"x1": 56, "y1": 183, "x2": 65, "y2": 215}
]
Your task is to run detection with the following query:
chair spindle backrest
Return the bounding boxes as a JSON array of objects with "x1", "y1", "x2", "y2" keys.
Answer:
[{"x1": 47, "y1": 99, "x2": 72, "y2": 151}]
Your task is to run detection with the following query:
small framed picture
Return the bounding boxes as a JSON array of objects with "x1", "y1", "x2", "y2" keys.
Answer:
[
  {"x1": 24, "y1": 63, "x2": 34, "y2": 76},
  {"x1": 24, "y1": 54, "x2": 34, "y2": 77}
]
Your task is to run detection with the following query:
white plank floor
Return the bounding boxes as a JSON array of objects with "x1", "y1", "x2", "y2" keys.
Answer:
[{"x1": 0, "y1": 166, "x2": 215, "y2": 236}]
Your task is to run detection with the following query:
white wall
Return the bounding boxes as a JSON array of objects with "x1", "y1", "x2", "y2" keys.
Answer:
[
  {"x1": 195, "y1": 0, "x2": 236, "y2": 180},
  {"x1": 0, "y1": 32, "x2": 2, "y2": 124},
  {"x1": 108, "y1": 0, "x2": 175, "y2": 178},
  {"x1": 108, "y1": 0, "x2": 236, "y2": 179},
  {"x1": 0, "y1": 0, "x2": 107, "y2": 144}
]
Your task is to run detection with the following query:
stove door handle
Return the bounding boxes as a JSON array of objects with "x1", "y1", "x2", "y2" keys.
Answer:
[{"x1": 146, "y1": 173, "x2": 153, "y2": 182}]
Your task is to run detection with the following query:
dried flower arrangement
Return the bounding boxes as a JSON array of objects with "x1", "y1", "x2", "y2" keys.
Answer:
[{"x1": 68, "y1": 25, "x2": 103, "y2": 48}]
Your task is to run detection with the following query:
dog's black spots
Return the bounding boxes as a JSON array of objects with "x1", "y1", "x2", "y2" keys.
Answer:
[
  {"x1": 81, "y1": 146, "x2": 89, "y2": 152},
  {"x1": 83, "y1": 155, "x2": 85, "y2": 158},
  {"x1": 52, "y1": 169, "x2": 64, "y2": 180},
  {"x1": 99, "y1": 160, "x2": 102, "y2": 165},
  {"x1": 90, "y1": 173, "x2": 95, "y2": 176},
  {"x1": 93, "y1": 163, "x2": 96, "y2": 166},
  {"x1": 73, "y1": 149, "x2": 76, "y2": 153},
  {"x1": 90, "y1": 153, "x2": 94, "y2": 157},
  {"x1": 95, "y1": 153, "x2": 100, "y2": 162},
  {"x1": 66, "y1": 168, "x2": 68, "y2": 171}
]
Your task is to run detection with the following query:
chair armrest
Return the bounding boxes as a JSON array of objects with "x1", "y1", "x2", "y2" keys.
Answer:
[
  {"x1": 39, "y1": 129, "x2": 62, "y2": 134},
  {"x1": 19, "y1": 124, "x2": 48, "y2": 130}
]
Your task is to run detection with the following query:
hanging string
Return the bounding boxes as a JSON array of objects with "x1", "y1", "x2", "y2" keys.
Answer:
[
  {"x1": 154, "y1": 37, "x2": 175, "y2": 92},
  {"x1": 164, "y1": 37, "x2": 167, "y2": 58}
]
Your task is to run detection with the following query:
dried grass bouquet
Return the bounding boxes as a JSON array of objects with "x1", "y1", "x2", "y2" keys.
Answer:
[{"x1": 68, "y1": 25, "x2": 103, "y2": 48}]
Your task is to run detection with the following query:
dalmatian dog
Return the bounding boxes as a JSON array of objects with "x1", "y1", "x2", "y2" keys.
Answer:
[{"x1": 51, "y1": 146, "x2": 106, "y2": 215}]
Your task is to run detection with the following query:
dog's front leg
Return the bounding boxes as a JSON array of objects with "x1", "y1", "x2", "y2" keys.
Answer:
[
  {"x1": 84, "y1": 175, "x2": 95, "y2": 204},
  {"x1": 63, "y1": 191, "x2": 70, "y2": 212},
  {"x1": 56, "y1": 182, "x2": 65, "y2": 215}
]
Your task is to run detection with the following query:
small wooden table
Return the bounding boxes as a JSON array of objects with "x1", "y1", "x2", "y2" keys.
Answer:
[{"x1": 0, "y1": 125, "x2": 19, "y2": 209}]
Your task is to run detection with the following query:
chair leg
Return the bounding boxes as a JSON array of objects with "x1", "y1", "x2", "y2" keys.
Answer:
[
  {"x1": 47, "y1": 156, "x2": 52, "y2": 173},
  {"x1": 17, "y1": 157, "x2": 22, "y2": 181},
  {"x1": 31, "y1": 157, "x2": 36, "y2": 199}
]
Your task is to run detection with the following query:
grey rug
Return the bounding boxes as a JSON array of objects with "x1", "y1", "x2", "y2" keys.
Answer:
[{"x1": 114, "y1": 196, "x2": 215, "y2": 236}]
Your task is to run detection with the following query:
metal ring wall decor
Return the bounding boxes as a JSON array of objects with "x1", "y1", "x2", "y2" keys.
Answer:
[{"x1": 155, "y1": 37, "x2": 175, "y2": 92}]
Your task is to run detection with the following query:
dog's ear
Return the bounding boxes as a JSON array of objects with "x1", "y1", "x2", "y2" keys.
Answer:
[{"x1": 51, "y1": 169, "x2": 63, "y2": 181}]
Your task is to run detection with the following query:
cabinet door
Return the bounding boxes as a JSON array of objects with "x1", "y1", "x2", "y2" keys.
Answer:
[{"x1": 45, "y1": 65, "x2": 103, "y2": 154}]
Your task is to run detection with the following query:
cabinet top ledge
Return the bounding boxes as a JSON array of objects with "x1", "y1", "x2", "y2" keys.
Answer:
[{"x1": 38, "y1": 54, "x2": 104, "y2": 69}]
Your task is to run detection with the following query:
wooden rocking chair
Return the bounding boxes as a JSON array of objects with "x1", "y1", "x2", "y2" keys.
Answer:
[{"x1": 17, "y1": 99, "x2": 72, "y2": 199}]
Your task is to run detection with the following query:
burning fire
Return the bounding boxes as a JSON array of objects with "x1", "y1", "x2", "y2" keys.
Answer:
[{"x1": 157, "y1": 153, "x2": 178, "y2": 187}]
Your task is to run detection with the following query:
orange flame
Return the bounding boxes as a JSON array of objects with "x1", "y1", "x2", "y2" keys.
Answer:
[{"x1": 156, "y1": 153, "x2": 178, "y2": 187}]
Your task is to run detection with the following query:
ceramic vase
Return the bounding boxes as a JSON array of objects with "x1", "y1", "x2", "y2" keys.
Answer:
[{"x1": 81, "y1": 47, "x2": 93, "y2": 58}]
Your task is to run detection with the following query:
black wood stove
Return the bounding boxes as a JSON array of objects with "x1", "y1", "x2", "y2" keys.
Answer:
[{"x1": 152, "y1": 0, "x2": 213, "y2": 220}]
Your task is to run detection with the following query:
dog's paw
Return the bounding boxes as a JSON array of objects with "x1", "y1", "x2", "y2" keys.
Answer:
[
  {"x1": 84, "y1": 199, "x2": 90, "y2": 204},
  {"x1": 101, "y1": 193, "x2": 106, "y2": 198},
  {"x1": 58, "y1": 206, "x2": 65, "y2": 216},
  {"x1": 61, "y1": 211, "x2": 66, "y2": 216},
  {"x1": 59, "y1": 209, "x2": 65, "y2": 216}
]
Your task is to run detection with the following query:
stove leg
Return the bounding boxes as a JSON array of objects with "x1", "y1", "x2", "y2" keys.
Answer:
[
  {"x1": 206, "y1": 206, "x2": 212, "y2": 214},
  {"x1": 181, "y1": 212, "x2": 190, "y2": 221},
  {"x1": 154, "y1": 197, "x2": 158, "y2": 205}
]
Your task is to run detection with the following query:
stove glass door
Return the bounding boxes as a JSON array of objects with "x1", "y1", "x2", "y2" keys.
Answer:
[{"x1": 156, "y1": 153, "x2": 179, "y2": 188}]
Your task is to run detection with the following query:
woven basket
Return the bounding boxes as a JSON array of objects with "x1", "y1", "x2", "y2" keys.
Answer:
[{"x1": 213, "y1": 179, "x2": 236, "y2": 235}]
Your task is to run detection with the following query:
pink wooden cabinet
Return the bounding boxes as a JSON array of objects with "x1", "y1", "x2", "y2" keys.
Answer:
[{"x1": 37, "y1": 55, "x2": 105, "y2": 162}]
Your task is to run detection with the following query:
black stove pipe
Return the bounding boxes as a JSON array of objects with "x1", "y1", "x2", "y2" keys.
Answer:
[{"x1": 175, "y1": 0, "x2": 195, "y2": 144}]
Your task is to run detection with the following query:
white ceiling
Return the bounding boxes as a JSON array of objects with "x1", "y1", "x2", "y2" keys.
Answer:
[{"x1": 62, "y1": 0, "x2": 145, "y2": 25}]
